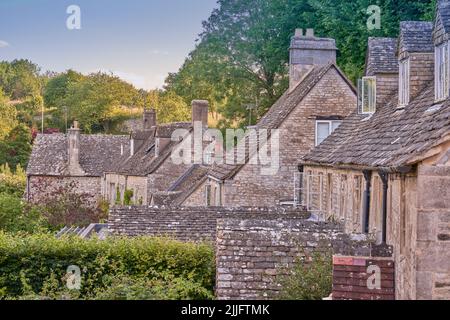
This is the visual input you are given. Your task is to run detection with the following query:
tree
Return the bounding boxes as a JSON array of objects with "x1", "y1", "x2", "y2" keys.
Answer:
[
  {"x1": 0, "y1": 89, "x2": 18, "y2": 140},
  {"x1": 0, "y1": 124, "x2": 32, "y2": 170},
  {"x1": 52, "y1": 72, "x2": 142, "y2": 133},
  {"x1": 165, "y1": 0, "x2": 435, "y2": 127},
  {"x1": 0, "y1": 59, "x2": 41, "y2": 100}
]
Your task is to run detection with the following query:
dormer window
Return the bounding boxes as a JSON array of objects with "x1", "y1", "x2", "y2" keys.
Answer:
[
  {"x1": 358, "y1": 76, "x2": 376, "y2": 114},
  {"x1": 399, "y1": 59, "x2": 410, "y2": 106},
  {"x1": 315, "y1": 120, "x2": 342, "y2": 146},
  {"x1": 435, "y1": 42, "x2": 449, "y2": 101}
]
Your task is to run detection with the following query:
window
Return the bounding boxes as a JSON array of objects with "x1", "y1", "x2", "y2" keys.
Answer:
[
  {"x1": 358, "y1": 76, "x2": 377, "y2": 114},
  {"x1": 435, "y1": 42, "x2": 449, "y2": 101},
  {"x1": 399, "y1": 59, "x2": 410, "y2": 106},
  {"x1": 315, "y1": 120, "x2": 342, "y2": 146},
  {"x1": 205, "y1": 183, "x2": 212, "y2": 206}
]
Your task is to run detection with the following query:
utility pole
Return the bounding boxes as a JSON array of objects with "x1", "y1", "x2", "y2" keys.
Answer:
[
  {"x1": 40, "y1": 84, "x2": 44, "y2": 134},
  {"x1": 63, "y1": 106, "x2": 68, "y2": 133}
]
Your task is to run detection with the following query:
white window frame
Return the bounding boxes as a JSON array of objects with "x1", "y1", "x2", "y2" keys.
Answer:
[
  {"x1": 315, "y1": 120, "x2": 342, "y2": 146},
  {"x1": 399, "y1": 58, "x2": 410, "y2": 107},
  {"x1": 358, "y1": 76, "x2": 377, "y2": 114},
  {"x1": 435, "y1": 41, "x2": 450, "y2": 102}
]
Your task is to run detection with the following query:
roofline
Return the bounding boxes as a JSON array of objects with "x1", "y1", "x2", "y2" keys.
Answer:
[
  {"x1": 209, "y1": 63, "x2": 357, "y2": 181},
  {"x1": 27, "y1": 173, "x2": 101, "y2": 178},
  {"x1": 174, "y1": 175, "x2": 208, "y2": 206},
  {"x1": 298, "y1": 161, "x2": 414, "y2": 174}
]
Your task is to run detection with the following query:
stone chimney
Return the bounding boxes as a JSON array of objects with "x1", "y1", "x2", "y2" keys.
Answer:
[
  {"x1": 191, "y1": 100, "x2": 209, "y2": 128},
  {"x1": 143, "y1": 108, "x2": 156, "y2": 130},
  {"x1": 67, "y1": 121, "x2": 85, "y2": 175},
  {"x1": 289, "y1": 28, "x2": 338, "y2": 91},
  {"x1": 155, "y1": 129, "x2": 172, "y2": 158}
]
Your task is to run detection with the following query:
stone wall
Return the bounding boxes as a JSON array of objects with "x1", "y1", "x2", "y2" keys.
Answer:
[
  {"x1": 376, "y1": 74, "x2": 398, "y2": 107},
  {"x1": 332, "y1": 256, "x2": 395, "y2": 300},
  {"x1": 408, "y1": 53, "x2": 434, "y2": 101},
  {"x1": 215, "y1": 217, "x2": 372, "y2": 300},
  {"x1": 302, "y1": 165, "x2": 420, "y2": 299},
  {"x1": 416, "y1": 164, "x2": 450, "y2": 300},
  {"x1": 181, "y1": 180, "x2": 207, "y2": 206},
  {"x1": 108, "y1": 206, "x2": 309, "y2": 242},
  {"x1": 223, "y1": 67, "x2": 356, "y2": 207},
  {"x1": 103, "y1": 173, "x2": 148, "y2": 205}
]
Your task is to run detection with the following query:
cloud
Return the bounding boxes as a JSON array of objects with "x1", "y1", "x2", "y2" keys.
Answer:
[
  {"x1": 0, "y1": 40, "x2": 10, "y2": 48},
  {"x1": 149, "y1": 49, "x2": 169, "y2": 56}
]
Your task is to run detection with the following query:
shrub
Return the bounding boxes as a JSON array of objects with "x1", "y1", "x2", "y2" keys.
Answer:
[
  {"x1": 0, "y1": 193, "x2": 47, "y2": 234},
  {"x1": 0, "y1": 233, "x2": 215, "y2": 300},
  {"x1": 123, "y1": 189, "x2": 134, "y2": 206},
  {"x1": 0, "y1": 163, "x2": 26, "y2": 197},
  {"x1": 278, "y1": 251, "x2": 332, "y2": 300},
  {"x1": 29, "y1": 180, "x2": 109, "y2": 229}
]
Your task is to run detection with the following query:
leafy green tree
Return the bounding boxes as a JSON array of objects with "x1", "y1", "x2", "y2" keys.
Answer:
[
  {"x1": 166, "y1": 0, "x2": 434, "y2": 127},
  {"x1": 0, "y1": 89, "x2": 18, "y2": 140},
  {"x1": 0, "y1": 124, "x2": 32, "y2": 169},
  {"x1": 0, "y1": 193, "x2": 46, "y2": 234},
  {"x1": 57, "y1": 72, "x2": 142, "y2": 133},
  {"x1": 0, "y1": 59, "x2": 41, "y2": 100}
]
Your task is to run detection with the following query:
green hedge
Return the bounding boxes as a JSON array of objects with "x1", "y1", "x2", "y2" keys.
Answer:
[{"x1": 0, "y1": 232, "x2": 215, "y2": 300}]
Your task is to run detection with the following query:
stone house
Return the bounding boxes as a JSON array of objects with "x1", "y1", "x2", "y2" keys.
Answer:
[
  {"x1": 26, "y1": 121, "x2": 130, "y2": 205},
  {"x1": 179, "y1": 29, "x2": 357, "y2": 207},
  {"x1": 102, "y1": 100, "x2": 211, "y2": 206},
  {"x1": 299, "y1": 3, "x2": 450, "y2": 300}
]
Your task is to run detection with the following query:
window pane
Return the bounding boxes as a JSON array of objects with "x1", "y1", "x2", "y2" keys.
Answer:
[
  {"x1": 316, "y1": 122, "x2": 330, "y2": 145},
  {"x1": 362, "y1": 77, "x2": 376, "y2": 113},
  {"x1": 331, "y1": 121, "x2": 342, "y2": 132}
]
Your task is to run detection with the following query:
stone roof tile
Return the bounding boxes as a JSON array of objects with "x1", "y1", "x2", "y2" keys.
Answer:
[{"x1": 27, "y1": 134, "x2": 130, "y2": 176}]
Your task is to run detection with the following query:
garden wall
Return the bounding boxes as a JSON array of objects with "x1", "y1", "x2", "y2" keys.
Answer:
[
  {"x1": 108, "y1": 206, "x2": 309, "y2": 242},
  {"x1": 215, "y1": 217, "x2": 372, "y2": 300}
]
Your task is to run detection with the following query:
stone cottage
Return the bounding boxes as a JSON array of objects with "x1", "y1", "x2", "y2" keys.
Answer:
[
  {"x1": 299, "y1": 3, "x2": 450, "y2": 300},
  {"x1": 179, "y1": 29, "x2": 357, "y2": 207},
  {"x1": 102, "y1": 100, "x2": 211, "y2": 206},
  {"x1": 26, "y1": 121, "x2": 130, "y2": 205}
]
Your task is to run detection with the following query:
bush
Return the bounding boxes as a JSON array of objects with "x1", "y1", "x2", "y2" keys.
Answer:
[
  {"x1": 0, "y1": 233, "x2": 215, "y2": 300},
  {"x1": 0, "y1": 163, "x2": 26, "y2": 197},
  {"x1": 278, "y1": 251, "x2": 332, "y2": 300},
  {"x1": 0, "y1": 194, "x2": 47, "y2": 234}
]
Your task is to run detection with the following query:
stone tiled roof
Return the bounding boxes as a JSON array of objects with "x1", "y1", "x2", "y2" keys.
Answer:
[
  {"x1": 301, "y1": 83, "x2": 450, "y2": 169},
  {"x1": 437, "y1": 0, "x2": 450, "y2": 34},
  {"x1": 365, "y1": 38, "x2": 398, "y2": 76},
  {"x1": 150, "y1": 165, "x2": 209, "y2": 206},
  {"x1": 113, "y1": 122, "x2": 192, "y2": 176},
  {"x1": 27, "y1": 134, "x2": 130, "y2": 176},
  {"x1": 209, "y1": 63, "x2": 355, "y2": 180},
  {"x1": 399, "y1": 21, "x2": 434, "y2": 54}
]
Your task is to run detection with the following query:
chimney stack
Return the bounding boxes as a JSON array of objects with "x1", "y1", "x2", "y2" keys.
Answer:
[
  {"x1": 289, "y1": 28, "x2": 337, "y2": 91},
  {"x1": 67, "y1": 121, "x2": 85, "y2": 175},
  {"x1": 191, "y1": 100, "x2": 209, "y2": 128},
  {"x1": 143, "y1": 108, "x2": 156, "y2": 130}
]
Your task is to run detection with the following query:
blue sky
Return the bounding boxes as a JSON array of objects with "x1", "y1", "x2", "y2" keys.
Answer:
[{"x1": 0, "y1": 0, "x2": 217, "y2": 89}]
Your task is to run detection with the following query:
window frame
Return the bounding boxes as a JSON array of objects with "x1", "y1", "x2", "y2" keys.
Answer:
[
  {"x1": 435, "y1": 41, "x2": 450, "y2": 102},
  {"x1": 315, "y1": 120, "x2": 343, "y2": 146},
  {"x1": 358, "y1": 76, "x2": 377, "y2": 114},
  {"x1": 399, "y1": 58, "x2": 410, "y2": 107}
]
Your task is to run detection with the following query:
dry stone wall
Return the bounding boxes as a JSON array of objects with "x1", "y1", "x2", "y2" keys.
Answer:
[
  {"x1": 215, "y1": 217, "x2": 373, "y2": 300},
  {"x1": 108, "y1": 206, "x2": 309, "y2": 242}
]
